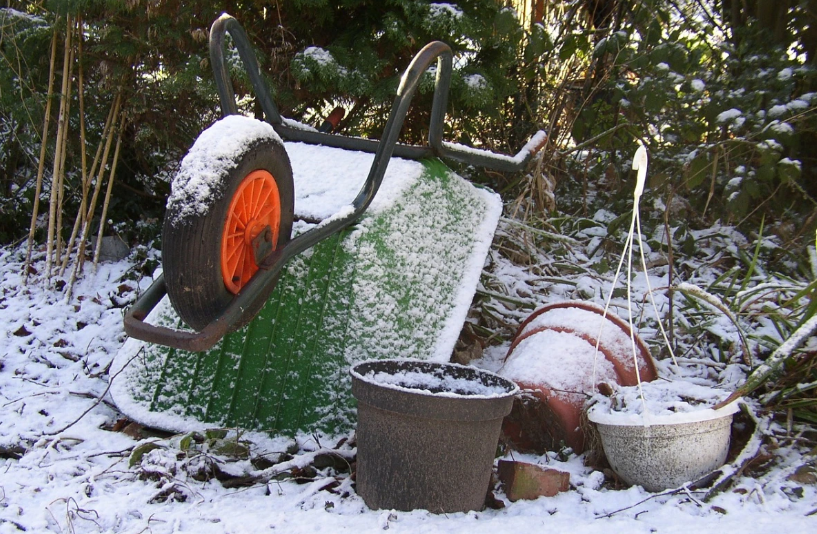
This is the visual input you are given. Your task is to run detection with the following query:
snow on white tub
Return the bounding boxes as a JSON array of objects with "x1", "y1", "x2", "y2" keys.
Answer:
[{"x1": 111, "y1": 139, "x2": 502, "y2": 437}]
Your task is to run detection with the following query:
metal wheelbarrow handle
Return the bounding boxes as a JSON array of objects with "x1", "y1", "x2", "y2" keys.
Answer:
[{"x1": 125, "y1": 14, "x2": 547, "y2": 351}]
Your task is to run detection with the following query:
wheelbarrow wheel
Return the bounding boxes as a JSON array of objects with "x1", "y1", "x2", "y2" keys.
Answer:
[{"x1": 163, "y1": 136, "x2": 294, "y2": 333}]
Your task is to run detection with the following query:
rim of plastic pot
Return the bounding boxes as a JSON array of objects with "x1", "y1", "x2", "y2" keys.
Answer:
[
  {"x1": 587, "y1": 397, "x2": 742, "y2": 427},
  {"x1": 350, "y1": 359, "x2": 519, "y2": 422}
]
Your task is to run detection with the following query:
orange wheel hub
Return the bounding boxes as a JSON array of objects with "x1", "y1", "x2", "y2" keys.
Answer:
[{"x1": 221, "y1": 170, "x2": 281, "y2": 294}]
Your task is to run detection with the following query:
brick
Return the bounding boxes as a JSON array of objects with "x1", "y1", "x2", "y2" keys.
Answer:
[{"x1": 497, "y1": 460, "x2": 570, "y2": 501}]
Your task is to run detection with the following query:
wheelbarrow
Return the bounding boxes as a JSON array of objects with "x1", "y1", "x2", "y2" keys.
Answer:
[
  {"x1": 124, "y1": 13, "x2": 546, "y2": 352},
  {"x1": 114, "y1": 14, "x2": 545, "y2": 435}
]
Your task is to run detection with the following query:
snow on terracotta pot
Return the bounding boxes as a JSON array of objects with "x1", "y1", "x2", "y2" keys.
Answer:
[
  {"x1": 586, "y1": 381, "x2": 741, "y2": 492},
  {"x1": 498, "y1": 301, "x2": 658, "y2": 453},
  {"x1": 351, "y1": 359, "x2": 518, "y2": 513},
  {"x1": 512, "y1": 301, "x2": 657, "y2": 384}
]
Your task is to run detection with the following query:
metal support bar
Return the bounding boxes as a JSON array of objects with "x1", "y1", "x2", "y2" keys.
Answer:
[
  {"x1": 209, "y1": 14, "x2": 282, "y2": 124},
  {"x1": 208, "y1": 13, "x2": 545, "y2": 172}
]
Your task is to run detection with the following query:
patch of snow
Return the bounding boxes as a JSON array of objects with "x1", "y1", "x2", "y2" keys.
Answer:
[
  {"x1": 463, "y1": 73, "x2": 487, "y2": 91},
  {"x1": 500, "y1": 329, "x2": 619, "y2": 400},
  {"x1": 716, "y1": 108, "x2": 742, "y2": 123},
  {"x1": 0, "y1": 7, "x2": 46, "y2": 24},
  {"x1": 777, "y1": 67, "x2": 793, "y2": 81},
  {"x1": 517, "y1": 305, "x2": 651, "y2": 374},
  {"x1": 768, "y1": 104, "x2": 787, "y2": 118},
  {"x1": 768, "y1": 120, "x2": 794, "y2": 135},
  {"x1": 352, "y1": 361, "x2": 516, "y2": 399},
  {"x1": 301, "y1": 46, "x2": 336, "y2": 67},
  {"x1": 758, "y1": 138, "x2": 783, "y2": 152},
  {"x1": 787, "y1": 99, "x2": 809, "y2": 112},
  {"x1": 427, "y1": 3, "x2": 464, "y2": 22},
  {"x1": 779, "y1": 157, "x2": 801, "y2": 170},
  {"x1": 593, "y1": 209, "x2": 617, "y2": 223},
  {"x1": 282, "y1": 117, "x2": 318, "y2": 132},
  {"x1": 442, "y1": 130, "x2": 547, "y2": 167},
  {"x1": 500, "y1": 6, "x2": 518, "y2": 18},
  {"x1": 690, "y1": 79, "x2": 705, "y2": 92},
  {"x1": 431, "y1": 185, "x2": 503, "y2": 360},
  {"x1": 285, "y1": 142, "x2": 423, "y2": 221}
]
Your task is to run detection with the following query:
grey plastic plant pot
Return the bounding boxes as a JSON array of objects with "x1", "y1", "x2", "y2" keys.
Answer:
[
  {"x1": 350, "y1": 359, "x2": 518, "y2": 513},
  {"x1": 588, "y1": 401, "x2": 740, "y2": 492}
]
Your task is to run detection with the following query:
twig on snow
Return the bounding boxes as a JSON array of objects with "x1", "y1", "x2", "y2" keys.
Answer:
[
  {"x1": 0, "y1": 518, "x2": 27, "y2": 531},
  {"x1": 43, "y1": 348, "x2": 142, "y2": 437},
  {"x1": 256, "y1": 447, "x2": 356, "y2": 483},
  {"x1": 594, "y1": 487, "x2": 696, "y2": 519}
]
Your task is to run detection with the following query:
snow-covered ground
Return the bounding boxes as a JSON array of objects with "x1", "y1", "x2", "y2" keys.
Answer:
[{"x1": 1, "y1": 232, "x2": 815, "y2": 533}]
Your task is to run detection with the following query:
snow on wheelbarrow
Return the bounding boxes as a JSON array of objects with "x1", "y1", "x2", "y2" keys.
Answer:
[{"x1": 111, "y1": 14, "x2": 546, "y2": 436}]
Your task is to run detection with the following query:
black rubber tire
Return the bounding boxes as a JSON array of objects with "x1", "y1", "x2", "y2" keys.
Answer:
[{"x1": 162, "y1": 137, "x2": 294, "y2": 332}]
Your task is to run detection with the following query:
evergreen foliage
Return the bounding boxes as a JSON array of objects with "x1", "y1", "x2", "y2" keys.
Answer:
[
  {"x1": 0, "y1": 0, "x2": 815, "y2": 256},
  {"x1": 531, "y1": 0, "x2": 817, "y2": 253},
  {"x1": 0, "y1": 6, "x2": 51, "y2": 242}
]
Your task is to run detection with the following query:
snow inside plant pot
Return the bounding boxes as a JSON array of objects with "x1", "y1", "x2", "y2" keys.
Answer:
[
  {"x1": 586, "y1": 380, "x2": 741, "y2": 492},
  {"x1": 355, "y1": 360, "x2": 518, "y2": 398},
  {"x1": 350, "y1": 359, "x2": 517, "y2": 513}
]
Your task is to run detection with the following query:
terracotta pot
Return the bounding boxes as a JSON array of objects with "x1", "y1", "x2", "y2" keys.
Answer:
[
  {"x1": 512, "y1": 300, "x2": 657, "y2": 383},
  {"x1": 499, "y1": 301, "x2": 658, "y2": 453}
]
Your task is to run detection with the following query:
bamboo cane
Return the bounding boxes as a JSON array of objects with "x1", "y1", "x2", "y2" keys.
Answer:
[
  {"x1": 77, "y1": 93, "x2": 121, "y2": 269},
  {"x1": 60, "y1": 17, "x2": 89, "y2": 277},
  {"x1": 45, "y1": 15, "x2": 73, "y2": 283},
  {"x1": 54, "y1": 23, "x2": 76, "y2": 269},
  {"x1": 61, "y1": 95, "x2": 116, "y2": 276},
  {"x1": 23, "y1": 26, "x2": 59, "y2": 284},
  {"x1": 92, "y1": 114, "x2": 126, "y2": 269},
  {"x1": 65, "y1": 92, "x2": 122, "y2": 299}
]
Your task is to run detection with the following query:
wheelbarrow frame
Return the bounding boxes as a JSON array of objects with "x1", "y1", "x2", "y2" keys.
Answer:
[{"x1": 124, "y1": 13, "x2": 546, "y2": 352}]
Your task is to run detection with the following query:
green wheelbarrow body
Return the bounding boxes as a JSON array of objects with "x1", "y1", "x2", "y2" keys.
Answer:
[
  {"x1": 114, "y1": 14, "x2": 544, "y2": 436},
  {"x1": 112, "y1": 146, "x2": 501, "y2": 435}
]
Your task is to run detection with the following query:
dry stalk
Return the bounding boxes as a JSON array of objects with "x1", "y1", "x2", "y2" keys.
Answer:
[
  {"x1": 702, "y1": 144, "x2": 720, "y2": 218},
  {"x1": 663, "y1": 187, "x2": 676, "y2": 352},
  {"x1": 23, "y1": 26, "x2": 58, "y2": 284},
  {"x1": 62, "y1": 88, "x2": 118, "y2": 277}
]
